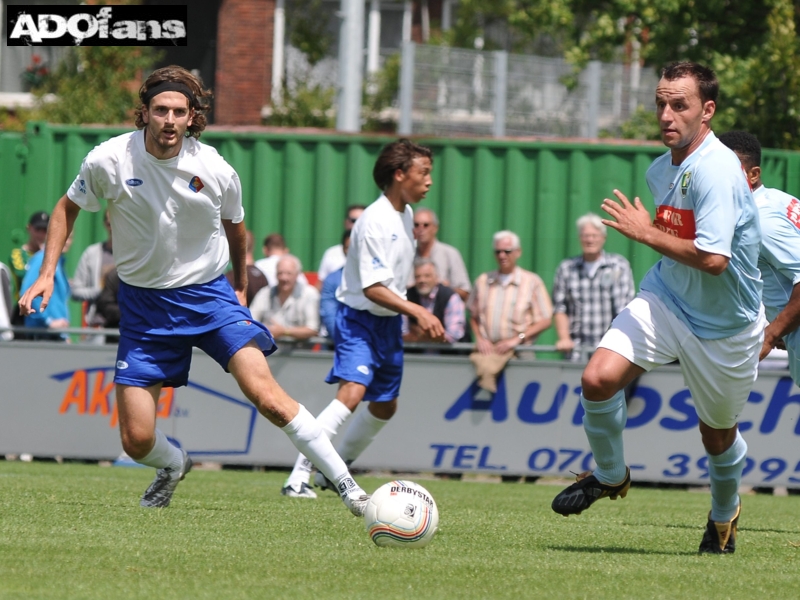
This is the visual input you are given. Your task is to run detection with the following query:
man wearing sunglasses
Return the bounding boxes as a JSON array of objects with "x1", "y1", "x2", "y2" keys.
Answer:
[
  {"x1": 468, "y1": 230, "x2": 553, "y2": 357},
  {"x1": 410, "y1": 208, "x2": 471, "y2": 302}
]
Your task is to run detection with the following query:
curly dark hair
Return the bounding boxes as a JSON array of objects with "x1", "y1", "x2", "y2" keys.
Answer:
[
  {"x1": 134, "y1": 65, "x2": 212, "y2": 139},
  {"x1": 373, "y1": 139, "x2": 433, "y2": 191},
  {"x1": 661, "y1": 62, "x2": 719, "y2": 104},
  {"x1": 718, "y1": 130, "x2": 762, "y2": 169}
]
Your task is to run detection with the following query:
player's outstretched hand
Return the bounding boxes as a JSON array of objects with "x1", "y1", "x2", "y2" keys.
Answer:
[
  {"x1": 601, "y1": 189, "x2": 652, "y2": 243},
  {"x1": 416, "y1": 309, "x2": 445, "y2": 342},
  {"x1": 18, "y1": 277, "x2": 53, "y2": 316}
]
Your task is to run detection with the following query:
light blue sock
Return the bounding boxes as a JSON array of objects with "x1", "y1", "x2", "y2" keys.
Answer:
[
  {"x1": 582, "y1": 390, "x2": 627, "y2": 485},
  {"x1": 708, "y1": 431, "x2": 747, "y2": 522}
]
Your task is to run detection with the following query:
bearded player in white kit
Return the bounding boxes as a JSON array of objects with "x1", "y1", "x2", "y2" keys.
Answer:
[{"x1": 19, "y1": 65, "x2": 370, "y2": 516}]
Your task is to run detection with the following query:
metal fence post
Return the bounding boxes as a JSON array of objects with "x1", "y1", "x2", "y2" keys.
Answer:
[
  {"x1": 586, "y1": 60, "x2": 601, "y2": 138},
  {"x1": 492, "y1": 50, "x2": 508, "y2": 138},
  {"x1": 399, "y1": 41, "x2": 415, "y2": 135}
]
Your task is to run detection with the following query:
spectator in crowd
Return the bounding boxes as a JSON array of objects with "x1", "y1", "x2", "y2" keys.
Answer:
[
  {"x1": 225, "y1": 230, "x2": 268, "y2": 305},
  {"x1": 20, "y1": 232, "x2": 73, "y2": 341},
  {"x1": 403, "y1": 258, "x2": 466, "y2": 344},
  {"x1": 469, "y1": 230, "x2": 553, "y2": 356},
  {"x1": 72, "y1": 210, "x2": 115, "y2": 328},
  {"x1": 95, "y1": 267, "x2": 121, "y2": 344},
  {"x1": 553, "y1": 213, "x2": 636, "y2": 361},
  {"x1": 96, "y1": 267, "x2": 121, "y2": 329},
  {"x1": 9, "y1": 211, "x2": 49, "y2": 300},
  {"x1": 468, "y1": 231, "x2": 552, "y2": 392},
  {"x1": 0, "y1": 262, "x2": 12, "y2": 341},
  {"x1": 9, "y1": 211, "x2": 49, "y2": 333},
  {"x1": 316, "y1": 205, "x2": 365, "y2": 290},
  {"x1": 408, "y1": 207, "x2": 472, "y2": 302},
  {"x1": 250, "y1": 254, "x2": 320, "y2": 341},
  {"x1": 320, "y1": 230, "x2": 351, "y2": 339},
  {"x1": 254, "y1": 232, "x2": 308, "y2": 288},
  {"x1": 410, "y1": 207, "x2": 471, "y2": 301}
]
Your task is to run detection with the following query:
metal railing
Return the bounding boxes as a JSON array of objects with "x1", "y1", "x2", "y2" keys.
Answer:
[
  {"x1": 398, "y1": 43, "x2": 658, "y2": 138},
  {"x1": 0, "y1": 325, "x2": 590, "y2": 360}
]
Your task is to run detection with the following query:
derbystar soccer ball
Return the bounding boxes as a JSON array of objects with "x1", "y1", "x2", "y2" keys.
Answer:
[{"x1": 364, "y1": 480, "x2": 439, "y2": 548}]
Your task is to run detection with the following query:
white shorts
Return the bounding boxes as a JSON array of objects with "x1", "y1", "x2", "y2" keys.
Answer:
[{"x1": 598, "y1": 291, "x2": 766, "y2": 429}]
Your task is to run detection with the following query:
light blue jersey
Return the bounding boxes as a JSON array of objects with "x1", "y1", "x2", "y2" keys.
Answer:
[
  {"x1": 753, "y1": 185, "x2": 800, "y2": 384},
  {"x1": 640, "y1": 132, "x2": 762, "y2": 339}
]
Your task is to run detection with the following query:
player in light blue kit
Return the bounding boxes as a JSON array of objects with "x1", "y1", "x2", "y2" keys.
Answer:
[
  {"x1": 720, "y1": 131, "x2": 800, "y2": 384},
  {"x1": 19, "y1": 65, "x2": 370, "y2": 516},
  {"x1": 280, "y1": 139, "x2": 445, "y2": 498},
  {"x1": 551, "y1": 62, "x2": 765, "y2": 554}
]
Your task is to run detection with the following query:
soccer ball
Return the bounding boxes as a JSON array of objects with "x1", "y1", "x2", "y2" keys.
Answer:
[{"x1": 364, "y1": 480, "x2": 439, "y2": 548}]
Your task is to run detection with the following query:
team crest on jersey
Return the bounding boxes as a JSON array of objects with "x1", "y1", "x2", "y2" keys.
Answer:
[
  {"x1": 680, "y1": 171, "x2": 692, "y2": 198},
  {"x1": 787, "y1": 198, "x2": 800, "y2": 229},
  {"x1": 188, "y1": 176, "x2": 204, "y2": 193}
]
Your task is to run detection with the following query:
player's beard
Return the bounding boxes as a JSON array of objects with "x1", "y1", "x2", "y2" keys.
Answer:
[{"x1": 145, "y1": 121, "x2": 184, "y2": 156}]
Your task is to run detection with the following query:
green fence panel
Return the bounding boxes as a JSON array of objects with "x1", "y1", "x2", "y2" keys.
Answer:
[{"x1": 4, "y1": 122, "x2": 800, "y2": 343}]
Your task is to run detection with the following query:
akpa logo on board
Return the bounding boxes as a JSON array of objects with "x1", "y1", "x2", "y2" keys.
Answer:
[{"x1": 7, "y1": 5, "x2": 187, "y2": 46}]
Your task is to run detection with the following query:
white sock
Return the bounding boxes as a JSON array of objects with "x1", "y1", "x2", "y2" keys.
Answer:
[
  {"x1": 336, "y1": 406, "x2": 389, "y2": 464},
  {"x1": 282, "y1": 404, "x2": 354, "y2": 494},
  {"x1": 285, "y1": 399, "x2": 352, "y2": 489},
  {"x1": 317, "y1": 399, "x2": 354, "y2": 438},
  {"x1": 138, "y1": 429, "x2": 183, "y2": 474}
]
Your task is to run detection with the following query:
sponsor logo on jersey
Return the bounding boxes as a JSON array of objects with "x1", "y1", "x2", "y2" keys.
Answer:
[
  {"x1": 116, "y1": 360, "x2": 129, "y2": 370},
  {"x1": 357, "y1": 365, "x2": 370, "y2": 375},
  {"x1": 126, "y1": 178, "x2": 143, "y2": 187},
  {"x1": 787, "y1": 198, "x2": 800, "y2": 229},
  {"x1": 188, "y1": 176, "x2": 204, "y2": 193},
  {"x1": 79, "y1": 179, "x2": 86, "y2": 194},
  {"x1": 653, "y1": 206, "x2": 696, "y2": 239},
  {"x1": 391, "y1": 234, "x2": 398, "y2": 241},
  {"x1": 371, "y1": 257, "x2": 384, "y2": 269},
  {"x1": 236, "y1": 320, "x2": 252, "y2": 326}
]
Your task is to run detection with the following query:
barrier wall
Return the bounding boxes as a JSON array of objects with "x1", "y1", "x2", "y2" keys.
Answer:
[
  {"x1": 3, "y1": 341, "x2": 800, "y2": 487},
  {"x1": 4, "y1": 123, "x2": 800, "y2": 344}
]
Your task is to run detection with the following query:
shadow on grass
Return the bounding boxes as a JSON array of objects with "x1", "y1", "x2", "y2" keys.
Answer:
[
  {"x1": 666, "y1": 524, "x2": 800, "y2": 535},
  {"x1": 547, "y1": 545, "x2": 697, "y2": 556}
]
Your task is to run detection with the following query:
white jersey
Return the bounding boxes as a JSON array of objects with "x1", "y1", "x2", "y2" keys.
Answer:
[
  {"x1": 336, "y1": 195, "x2": 415, "y2": 316},
  {"x1": 67, "y1": 130, "x2": 243, "y2": 289},
  {"x1": 317, "y1": 244, "x2": 346, "y2": 282}
]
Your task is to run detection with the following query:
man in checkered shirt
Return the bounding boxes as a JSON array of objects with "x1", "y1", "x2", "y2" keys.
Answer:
[{"x1": 553, "y1": 213, "x2": 635, "y2": 361}]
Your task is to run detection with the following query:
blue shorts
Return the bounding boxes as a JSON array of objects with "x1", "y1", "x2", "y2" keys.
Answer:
[
  {"x1": 325, "y1": 304, "x2": 403, "y2": 402},
  {"x1": 115, "y1": 275, "x2": 276, "y2": 388}
]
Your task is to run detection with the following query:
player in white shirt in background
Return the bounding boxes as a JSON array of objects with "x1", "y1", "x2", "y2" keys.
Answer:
[
  {"x1": 19, "y1": 65, "x2": 369, "y2": 516},
  {"x1": 315, "y1": 204, "x2": 366, "y2": 290},
  {"x1": 281, "y1": 139, "x2": 445, "y2": 498}
]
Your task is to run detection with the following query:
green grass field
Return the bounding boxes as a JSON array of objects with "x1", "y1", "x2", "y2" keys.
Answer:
[{"x1": 1, "y1": 462, "x2": 799, "y2": 600}]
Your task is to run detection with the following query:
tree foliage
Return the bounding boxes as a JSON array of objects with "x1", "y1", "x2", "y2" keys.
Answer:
[
  {"x1": 32, "y1": 47, "x2": 158, "y2": 126},
  {"x1": 447, "y1": 0, "x2": 800, "y2": 148},
  {"x1": 287, "y1": 0, "x2": 334, "y2": 66}
]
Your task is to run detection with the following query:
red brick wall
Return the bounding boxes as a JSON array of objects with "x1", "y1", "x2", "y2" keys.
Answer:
[{"x1": 215, "y1": 0, "x2": 274, "y2": 125}]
